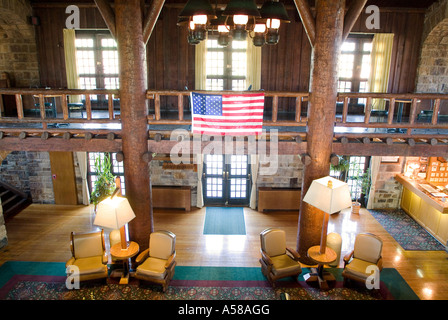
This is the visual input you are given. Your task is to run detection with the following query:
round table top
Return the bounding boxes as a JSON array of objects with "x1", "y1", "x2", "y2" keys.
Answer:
[
  {"x1": 307, "y1": 246, "x2": 337, "y2": 264},
  {"x1": 110, "y1": 241, "x2": 139, "y2": 260}
]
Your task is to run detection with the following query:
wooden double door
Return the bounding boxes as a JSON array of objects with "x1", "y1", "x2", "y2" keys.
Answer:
[{"x1": 203, "y1": 154, "x2": 251, "y2": 206}]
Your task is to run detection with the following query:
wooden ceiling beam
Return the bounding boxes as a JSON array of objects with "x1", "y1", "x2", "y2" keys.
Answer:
[
  {"x1": 0, "y1": 137, "x2": 447, "y2": 158},
  {"x1": 293, "y1": 0, "x2": 316, "y2": 47},
  {"x1": 143, "y1": 0, "x2": 165, "y2": 45},
  {"x1": 94, "y1": 0, "x2": 117, "y2": 39},
  {"x1": 343, "y1": 0, "x2": 368, "y2": 41}
]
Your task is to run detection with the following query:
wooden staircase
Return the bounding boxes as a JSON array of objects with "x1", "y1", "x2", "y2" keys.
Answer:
[{"x1": 0, "y1": 181, "x2": 32, "y2": 222}]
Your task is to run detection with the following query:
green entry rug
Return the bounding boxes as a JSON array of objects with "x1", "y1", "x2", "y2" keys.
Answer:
[
  {"x1": 203, "y1": 207, "x2": 246, "y2": 235},
  {"x1": 0, "y1": 261, "x2": 419, "y2": 300}
]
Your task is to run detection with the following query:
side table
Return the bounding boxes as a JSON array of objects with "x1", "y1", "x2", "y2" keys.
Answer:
[
  {"x1": 303, "y1": 245, "x2": 337, "y2": 290},
  {"x1": 110, "y1": 241, "x2": 139, "y2": 284}
]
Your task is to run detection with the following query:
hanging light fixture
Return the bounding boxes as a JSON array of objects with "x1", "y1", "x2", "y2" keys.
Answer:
[
  {"x1": 210, "y1": 11, "x2": 232, "y2": 47},
  {"x1": 222, "y1": 0, "x2": 261, "y2": 41},
  {"x1": 178, "y1": 0, "x2": 288, "y2": 47},
  {"x1": 252, "y1": 23, "x2": 266, "y2": 47},
  {"x1": 259, "y1": 0, "x2": 290, "y2": 45},
  {"x1": 178, "y1": 0, "x2": 217, "y2": 42}
]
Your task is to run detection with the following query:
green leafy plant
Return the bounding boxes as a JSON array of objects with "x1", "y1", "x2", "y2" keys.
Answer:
[
  {"x1": 90, "y1": 153, "x2": 116, "y2": 206},
  {"x1": 330, "y1": 156, "x2": 350, "y2": 181},
  {"x1": 353, "y1": 168, "x2": 371, "y2": 206}
]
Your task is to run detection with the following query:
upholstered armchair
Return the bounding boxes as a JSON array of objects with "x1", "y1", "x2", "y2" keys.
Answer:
[
  {"x1": 259, "y1": 228, "x2": 302, "y2": 287},
  {"x1": 342, "y1": 233, "x2": 383, "y2": 285},
  {"x1": 135, "y1": 230, "x2": 177, "y2": 292},
  {"x1": 66, "y1": 230, "x2": 108, "y2": 282}
]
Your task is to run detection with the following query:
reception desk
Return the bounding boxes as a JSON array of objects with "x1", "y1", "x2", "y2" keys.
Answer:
[{"x1": 396, "y1": 174, "x2": 448, "y2": 245}]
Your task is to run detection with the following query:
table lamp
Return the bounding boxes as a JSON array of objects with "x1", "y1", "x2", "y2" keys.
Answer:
[
  {"x1": 303, "y1": 176, "x2": 352, "y2": 255},
  {"x1": 94, "y1": 190, "x2": 136, "y2": 250}
]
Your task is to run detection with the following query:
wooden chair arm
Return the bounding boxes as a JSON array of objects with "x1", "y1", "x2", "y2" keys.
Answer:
[
  {"x1": 165, "y1": 251, "x2": 176, "y2": 269},
  {"x1": 65, "y1": 257, "x2": 75, "y2": 268},
  {"x1": 260, "y1": 249, "x2": 273, "y2": 265},
  {"x1": 102, "y1": 252, "x2": 108, "y2": 265},
  {"x1": 286, "y1": 247, "x2": 301, "y2": 261},
  {"x1": 343, "y1": 250, "x2": 354, "y2": 266},
  {"x1": 135, "y1": 248, "x2": 149, "y2": 264},
  {"x1": 377, "y1": 256, "x2": 383, "y2": 271}
]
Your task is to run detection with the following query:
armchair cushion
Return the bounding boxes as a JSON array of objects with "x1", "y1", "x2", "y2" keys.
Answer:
[
  {"x1": 72, "y1": 256, "x2": 108, "y2": 275},
  {"x1": 343, "y1": 258, "x2": 376, "y2": 280},
  {"x1": 353, "y1": 233, "x2": 383, "y2": 263},
  {"x1": 261, "y1": 228, "x2": 286, "y2": 257},
  {"x1": 149, "y1": 231, "x2": 176, "y2": 260},
  {"x1": 72, "y1": 231, "x2": 104, "y2": 259},
  {"x1": 136, "y1": 257, "x2": 168, "y2": 280},
  {"x1": 66, "y1": 230, "x2": 108, "y2": 282},
  {"x1": 271, "y1": 254, "x2": 302, "y2": 276}
]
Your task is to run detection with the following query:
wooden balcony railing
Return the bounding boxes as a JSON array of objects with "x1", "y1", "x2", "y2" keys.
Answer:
[
  {"x1": 0, "y1": 88, "x2": 120, "y2": 135},
  {"x1": 1, "y1": 88, "x2": 448, "y2": 141}
]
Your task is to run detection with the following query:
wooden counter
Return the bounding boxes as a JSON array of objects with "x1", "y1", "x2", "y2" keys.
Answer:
[
  {"x1": 396, "y1": 174, "x2": 448, "y2": 245},
  {"x1": 395, "y1": 174, "x2": 448, "y2": 213}
]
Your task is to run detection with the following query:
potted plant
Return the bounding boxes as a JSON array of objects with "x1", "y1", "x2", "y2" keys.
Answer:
[
  {"x1": 330, "y1": 156, "x2": 350, "y2": 181},
  {"x1": 352, "y1": 168, "x2": 371, "y2": 214},
  {"x1": 90, "y1": 153, "x2": 116, "y2": 211}
]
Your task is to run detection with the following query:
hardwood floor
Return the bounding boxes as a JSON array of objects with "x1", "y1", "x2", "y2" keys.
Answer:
[{"x1": 1, "y1": 204, "x2": 448, "y2": 300}]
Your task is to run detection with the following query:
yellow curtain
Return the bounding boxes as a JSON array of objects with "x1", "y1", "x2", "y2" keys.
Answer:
[
  {"x1": 246, "y1": 38, "x2": 262, "y2": 90},
  {"x1": 63, "y1": 29, "x2": 81, "y2": 102},
  {"x1": 368, "y1": 33, "x2": 394, "y2": 111},
  {"x1": 195, "y1": 40, "x2": 207, "y2": 90}
]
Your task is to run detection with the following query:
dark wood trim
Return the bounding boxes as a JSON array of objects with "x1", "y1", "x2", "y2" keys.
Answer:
[
  {"x1": 293, "y1": 0, "x2": 316, "y2": 47},
  {"x1": 143, "y1": 0, "x2": 165, "y2": 45},
  {"x1": 343, "y1": 0, "x2": 368, "y2": 41},
  {"x1": 94, "y1": 0, "x2": 117, "y2": 38}
]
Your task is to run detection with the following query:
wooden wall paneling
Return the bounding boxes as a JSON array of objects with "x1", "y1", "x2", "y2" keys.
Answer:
[{"x1": 49, "y1": 151, "x2": 78, "y2": 205}]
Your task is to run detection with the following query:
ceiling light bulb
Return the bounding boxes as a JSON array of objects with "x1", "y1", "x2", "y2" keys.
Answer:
[
  {"x1": 233, "y1": 14, "x2": 248, "y2": 25},
  {"x1": 254, "y1": 24, "x2": 266, "y2": 33},
  {"x1": 266, "y1": 18, "x2": 280, "y2": 29},
  {"x1": 192, "y1": 15, "x2": 208, "y2": 25},
  {"x1": 189, "y1": 21, "x2": 196, "y2": 30}
]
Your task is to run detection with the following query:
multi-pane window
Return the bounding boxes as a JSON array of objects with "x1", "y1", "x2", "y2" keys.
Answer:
[
  {"x1": 330, "y1": 156, "x2": 370, "y2": 201},
  {"x1": 88, "y1": 152, "x2": 125, "y2": 196},
  {"x1": 75, "y1": 31, "x2": 119, "y2": 103},
  {"x1": 205, "y1": 154, "x2": 224, "y2": 198},
  {"x1": 338, "y1": 35, "x2": 373, "y2": 105},
  {"x1": 229, "y1": 155, "x2": 248, "y2": 199},
  {"x1": 347, "y1": 156, "x2": 370, "y2": 201},
  {"x1": 206, "y1": 37, "x2": 247, "y2": 91}
]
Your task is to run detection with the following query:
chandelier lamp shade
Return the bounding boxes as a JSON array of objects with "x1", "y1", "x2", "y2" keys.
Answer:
[{"x1": 178, "y1": 0, "x2": 290, "y2": 47}]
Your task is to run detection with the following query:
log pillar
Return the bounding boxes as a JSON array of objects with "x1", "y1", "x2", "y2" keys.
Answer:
[
  {"x1": 297, "y1": 0, "x2": 345, "y2": 264},
  {"x1": 115, "y1": 0, "x2": 153, "y2": 250}
]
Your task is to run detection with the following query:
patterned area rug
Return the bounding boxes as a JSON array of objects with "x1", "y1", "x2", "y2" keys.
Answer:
[
  {"x1": 368, "y1": 209, "x2": 446, "y2": 251},
  {"x1": 0, "y1": 262, "x2": 419, "y2": 300}
]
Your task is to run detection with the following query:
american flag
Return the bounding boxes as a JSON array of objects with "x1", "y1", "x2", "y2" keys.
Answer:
[{"x1": 190, "y1": 92, "x2": 265, "y2": 136}]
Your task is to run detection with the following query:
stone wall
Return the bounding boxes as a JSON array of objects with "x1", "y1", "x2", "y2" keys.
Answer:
[
  {"x1": 150, "y1": 159, "x2": 199, "y2": 206},
  {"x1": 415, "y1": 0, "x2": 448, "y2": 108},
  {"x1": 370, "y1": 157, "x2": 405, "y2": 209},
  {"x1": 0, "y1": 151, "x2": 54, "y2": 204},
  {"x1": 0, "y1": 0, "x2": 40, "y2": 87},
  {"x1": 257, "y1": 155, "x2": 303, "y2": 188}
]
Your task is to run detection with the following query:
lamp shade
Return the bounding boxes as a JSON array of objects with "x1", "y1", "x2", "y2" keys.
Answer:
[
  {"x1": 259, "y1": 1, "x2": 290, "y2": 22},
  {"x1": 222, "y1": 0, "x2": 261, "y2": 18},
  {"x1": 303, "y1": 176, "x2": 352, "y2": 214},
  {"x1": 179, "y1": 0, "x2": 217, "y2": 18},
  {"x1": 94, "y1": 196, "x2": 136, "y2": 229}
]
